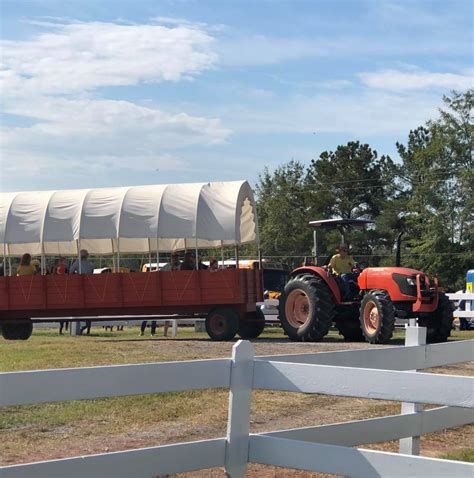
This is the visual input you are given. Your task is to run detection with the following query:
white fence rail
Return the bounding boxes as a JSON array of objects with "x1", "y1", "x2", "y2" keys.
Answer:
[
  {"x1": 448, "y1": 292, "x2": 474, "y2": 319},
  {"x1": 1, "y1": 333, "x2": 473, "y2": 478}
]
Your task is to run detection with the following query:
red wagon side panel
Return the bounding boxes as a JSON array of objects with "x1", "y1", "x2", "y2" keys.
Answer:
[
  {"x1": 6, "y1": 276, "x2": 45, "y2": 311},
  {"x1": 200, "y1": 269, "x2": 239, "y2": 303},
  {"x1": 0, "y1": 269, "x2": 264, "y2": 320},
  {"x1": 46, "y1": 275, "x2": 83, "y2": 309},
  {"x1": 0, "y1": 277, "x2": 9, "y2": 309},
  {"x1": 82, "y1": 274, "x2": 122, "y2": 308},
  {"x1": 161, "y1": 271, "x2": 200, "y2": 305},
  {"x1": 121, "y1": 272, "x2": 161, "y2": 307}
]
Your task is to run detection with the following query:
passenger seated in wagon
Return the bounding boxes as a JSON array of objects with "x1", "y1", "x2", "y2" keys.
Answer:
[
  {"x1": 161, "y1": 251, "x2": 181, "y2": 271},
  {"x1": 69, "y1": 249, "x2": 94, "y2": 275},
  {"x1": 16, "y1": 253, "x2": 36, "y2": 276}
]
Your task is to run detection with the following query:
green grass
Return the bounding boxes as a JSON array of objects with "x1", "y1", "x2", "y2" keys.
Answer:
[
  {"x1": 0, "y1": 389, "x2": 229, "y2": 433},
  {"x1": 1, "y1": 325, "x2": 472, "y2": 372},
  {"x1": 441, "y1": 448, "x2": 474, "y2": 462}
]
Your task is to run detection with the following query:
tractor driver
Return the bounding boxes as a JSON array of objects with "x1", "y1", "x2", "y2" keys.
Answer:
[{"x1": 329, "y1": 244, "x2": 358, "y2": 300}]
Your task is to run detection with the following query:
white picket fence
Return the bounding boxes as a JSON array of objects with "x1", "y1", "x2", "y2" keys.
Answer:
[{"x1": 1, "y1": 330, "x2": 473, "y2": 478}]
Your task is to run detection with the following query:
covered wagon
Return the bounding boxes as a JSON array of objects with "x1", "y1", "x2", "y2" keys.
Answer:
[{"x1": 0, "y1": 181, "x2": 264, "y2": 340}]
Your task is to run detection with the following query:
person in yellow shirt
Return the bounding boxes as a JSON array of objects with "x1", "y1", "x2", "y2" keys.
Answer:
[
  {"x1": 16, "y1": 253, "x2": 37, "y2": 276},
  {"x1": 329, "y1": 244, "x2": 356, "y2": 275},
  {"x1": 329, "y1": 244, "x2": 358, "y2": 300}
]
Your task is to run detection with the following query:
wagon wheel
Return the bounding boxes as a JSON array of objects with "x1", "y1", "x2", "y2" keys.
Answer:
[
  {"x1": 238, "y1": 308, "x2": 266, "y2": 339},
  {"x1": 1, "y1": 319, "x2": 33, "y2": 340},
  {"x1": 206, "y1": 306, "x2": 239, "y2": 341}
]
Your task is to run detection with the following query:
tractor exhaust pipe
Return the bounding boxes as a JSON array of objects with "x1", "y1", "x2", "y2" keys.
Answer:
[{"x1": 395, "y1": 231, "x2": 404, "y2": 267}]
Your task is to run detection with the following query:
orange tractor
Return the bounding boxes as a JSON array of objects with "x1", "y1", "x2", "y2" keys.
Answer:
[{"x1": 279, "y1": 219, "x2": 453, "y2": 344}]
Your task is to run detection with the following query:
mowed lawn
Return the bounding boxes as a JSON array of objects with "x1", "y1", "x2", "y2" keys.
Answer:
[{"x1": 1, "y1": 325, "x2": 473, "y2": 476}]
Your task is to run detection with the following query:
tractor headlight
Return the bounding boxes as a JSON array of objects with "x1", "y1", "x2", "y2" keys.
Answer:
[{"x1": 406, "y1": 277, "x2": 416, "y2": 286}]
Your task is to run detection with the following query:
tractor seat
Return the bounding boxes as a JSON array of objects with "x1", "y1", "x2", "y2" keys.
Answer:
[{"x1": 334, "y1": 273, "x2": 360, "y2": 301}]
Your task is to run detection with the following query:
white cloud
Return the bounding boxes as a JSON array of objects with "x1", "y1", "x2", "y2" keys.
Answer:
[
  {"x1": 0, "y1": 20, "x2": 231, "y2": 186},
  {"x1": 3, "y1": 96, "x2": 229, "y2": 142},
  {"x1": 1, "y1": 21, "x2": 217, "y2": 97},
  {"x1": 359, "y1": 69, "x2": 473, "y2": 91},
  {"x1": 1, "y1": 97, "x2": 230, "y2": 181}
]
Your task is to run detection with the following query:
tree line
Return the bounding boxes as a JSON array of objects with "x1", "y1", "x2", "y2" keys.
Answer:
[{"x1": 254, "y1": 90, "x2": 473, "y2": 290}]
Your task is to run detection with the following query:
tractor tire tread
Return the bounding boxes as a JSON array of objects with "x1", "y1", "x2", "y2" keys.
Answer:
[
  {"x1": 279, "y1": 274, "x2": 335, "y2": 342},
  {"x1": 360, "y1": 291, "x2": 396, "y2": 344},
  {"x1": 418, "y1": 293, "x2": 453, "y2": 343}
]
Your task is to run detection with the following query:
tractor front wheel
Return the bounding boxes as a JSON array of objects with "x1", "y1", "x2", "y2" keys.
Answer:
[
  {"x1": 1, "y1": 319, "x2": 33, "y2": 340},
  {"x1": 238, "y1": 308, "x2": 266, "y2": 339},
  {"x1": 206, "y1": 306, "x2": 239, "y2": 341},
  {"x1": 279, "y1": 274, "x2": 335, "y2": 341},
  {"x1": 359, "y1": 291, "x2": 395, "y2": 344},
  {"x1": 418, "y1": 293, "x2": 453, "y2": 343}
]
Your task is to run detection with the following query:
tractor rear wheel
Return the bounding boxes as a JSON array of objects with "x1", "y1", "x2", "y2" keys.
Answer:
[
  {"x1": 335, "y1": 305, "x2": 364, "y2": 342},
  {"x1": 279, "y1": 274, "x2": 335, "y2": 341},
  {"x1": 238, "y1": 308, "x2": 266, "y2": 339},
  {"x1": 418, "y1": 293, "x2": 453, "y2": 343},
  {"x1": 1, "y1": 319, "x2": 33, "y2": 340},
  {"x1": 359, "y1": 291, "x2": 395, "y2": 344},
  {"x1": 206, "y1": 306, "x2": 239, "y2": 341}
]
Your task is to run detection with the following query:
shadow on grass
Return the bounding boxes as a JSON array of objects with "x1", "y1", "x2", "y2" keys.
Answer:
[
  {"x1": 98, "y1": 337, "x2": 212, "y2": 343},
  {"x1": 97, "y1": 334, "x2": 409, "y2": 345}
]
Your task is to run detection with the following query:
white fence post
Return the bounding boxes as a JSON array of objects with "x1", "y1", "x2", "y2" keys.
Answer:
[
  {"x1": 399, "y1": 319, "x2": 426, "y2": 455},
  {"x1": 225, "y1": 340, "x2": 254, "y2": 478},
  {"x1": 171, "y1": 319, "x2": 178, "y2": 338}
]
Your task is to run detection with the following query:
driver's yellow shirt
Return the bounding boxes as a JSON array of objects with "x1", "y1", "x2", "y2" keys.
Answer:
[{"x1": 329, "y1": 254, "x2": 356, "y2": 275}]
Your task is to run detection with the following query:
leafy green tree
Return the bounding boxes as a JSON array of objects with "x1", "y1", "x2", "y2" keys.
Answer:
[
  {"x1": 396, "y1": 90, "x2": 473, "y2": 289},
  {"x1": 255, "y1": 160, "x2": 310, "y2": 266},
  {"x1": 305, "y1": 141, "x2": 398, "y2": 262},
  {"x1": 254, "y1": 91, "x2": 472, "y2": 287}
]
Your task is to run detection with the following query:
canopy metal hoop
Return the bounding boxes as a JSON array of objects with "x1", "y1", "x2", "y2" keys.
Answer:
[
  {"x1": 2, "y1": 244, "x2": 6, "y2": 277},
  {"x1": 156, "y1": 239, "x2": 160, "y2": 272},
  {"x1": 147, "y1": 238, "x2": 152, "y2": 272},
  {"x1": 195, "y1": 237, "x2": 199, "y2": 271},
  {"x1": 77, "y1": 239, "x2": 82, "y2": 274},
  {"x1": 235, "y1": 245, "x2": 240, "y2": 269}
]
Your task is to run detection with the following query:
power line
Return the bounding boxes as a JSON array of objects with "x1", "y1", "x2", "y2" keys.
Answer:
[
  {"x1": 307, "y1": 169, "x2": 458, "y2": 187},
  {"x1": 258, "y1": 252, "x2": 474, "y2": 258},
  {"x1": 274, "y1": 174, "x2": 464, "y2": 195}
]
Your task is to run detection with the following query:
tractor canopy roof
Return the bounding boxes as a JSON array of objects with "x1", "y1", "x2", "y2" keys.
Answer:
[{"x1": 309, "y1": 218, "x2": 374, "y2": 229}]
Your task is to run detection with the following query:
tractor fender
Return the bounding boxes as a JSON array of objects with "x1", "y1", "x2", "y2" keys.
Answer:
[{"x1": 289, "y1": 266, "x2": 343, "y2": 303}]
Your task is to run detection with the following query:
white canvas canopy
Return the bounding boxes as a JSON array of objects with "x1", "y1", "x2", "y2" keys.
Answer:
[{"x1": 0, "y1": 181, "x2": 259, "y2": 256}]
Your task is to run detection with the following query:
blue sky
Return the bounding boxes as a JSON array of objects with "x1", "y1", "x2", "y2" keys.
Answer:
[{"x1": 1, "y1": 0, "x2": 472, "y2": 191}]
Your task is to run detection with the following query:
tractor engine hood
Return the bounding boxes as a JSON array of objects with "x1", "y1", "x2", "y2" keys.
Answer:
[{"x1": 358, "y1": 267, "x2": 429, "y2": 299}]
